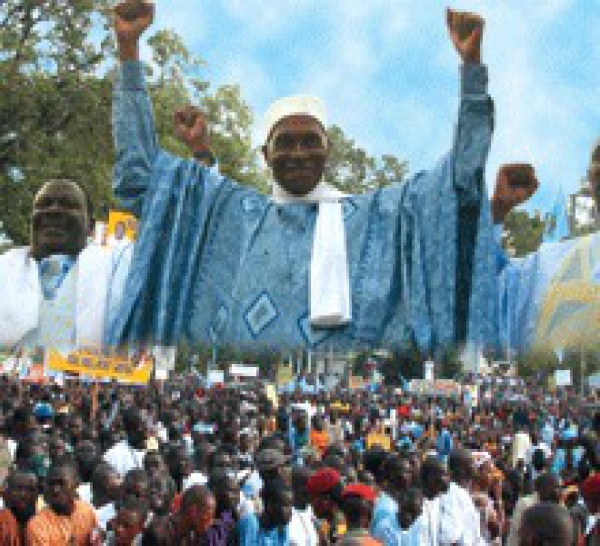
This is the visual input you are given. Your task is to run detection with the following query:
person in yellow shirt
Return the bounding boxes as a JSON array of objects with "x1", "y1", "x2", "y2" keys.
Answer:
[{"x1": 366, "y1": 423, "x2": 392, "y2": 451}]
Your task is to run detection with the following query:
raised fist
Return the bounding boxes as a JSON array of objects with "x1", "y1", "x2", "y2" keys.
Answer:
[
  {"x1": 113, "y1": 0, "x2": 155, "y2": 44},
  {"x1": 174, "y1": 105, "x2": 211, "y2": 152},
  {"x1": 447, "y1": 8, "x2": 484, "y2": 64},
  {"x1": 492, "y1": 163, "x2": 539, "y2": 223}
]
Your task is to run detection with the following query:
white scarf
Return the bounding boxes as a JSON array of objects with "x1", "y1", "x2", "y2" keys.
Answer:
[{"x1": 271, "y1": 181, "x2": 351, "y2": 328}]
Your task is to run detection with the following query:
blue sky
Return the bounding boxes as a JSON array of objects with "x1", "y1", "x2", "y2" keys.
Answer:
[{"x1": 135, "y1": 0, "x2": 600, "y2": 212}]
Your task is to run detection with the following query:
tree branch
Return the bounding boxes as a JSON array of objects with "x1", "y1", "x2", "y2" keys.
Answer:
[{"x1": 8, "y1": 5, "x2": 39, "y2": 78}]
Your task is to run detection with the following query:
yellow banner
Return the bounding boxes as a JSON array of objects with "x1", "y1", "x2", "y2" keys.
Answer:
[
  {"x1": 47, "y1": 348, "x2": 152, "y2": 384},
  {"x1": 106, "y1": 210, "x2": 138, "y2": 244}
]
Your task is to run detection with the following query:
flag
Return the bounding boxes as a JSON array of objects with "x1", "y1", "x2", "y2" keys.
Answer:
[{"x1": 543, "y1": 187, "x2": 570, "y2": 243}]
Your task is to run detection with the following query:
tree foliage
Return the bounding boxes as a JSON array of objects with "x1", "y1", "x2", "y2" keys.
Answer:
[
  {"x1": 0, "y1": 3, "x2": 268, "y2": 244},
  {"x1": 502, "y1": 210, "x2": 547, "y2": 257},
  {"x1": 1, "y1": 1, "x2": 408, "y2": 246},
  {"x1": 0, "y1": 0, "x2": 114, "y2": 243},
  {"x1": 325, "y1": 125, "x2": 408, "y2": 194}
]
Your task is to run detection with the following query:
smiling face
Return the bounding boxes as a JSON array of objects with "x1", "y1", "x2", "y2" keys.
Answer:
[
  {"x1": 262, "y1": 115, "x2": 329, "y2": 196},
  {"x1": 44, "y1": 466, "x2": 78, "y2": 515},
  {"x1": 4, "y1": 472, "x2": 38, "y2": 521},
  {"x1": 30, "y1": 180, "x2": 88, "y2": 261}
]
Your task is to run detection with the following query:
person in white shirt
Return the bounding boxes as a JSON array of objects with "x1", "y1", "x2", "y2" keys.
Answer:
[
  {"x1": 103, "y1": 408, "x2": 148, "y2": 478},
  {"x1": 290, "y1": 467, "x2": 319, "y2": 546},
  {"x1": 0, "y1": 178, "x2": 131, "y2": 351},
  {"x1": 438, "y1": 449, "x2": 483, "y2": 545},
  {"x1": 418, "y1": 456, "x2": 453, "y2": 545},
  {"x1": 512, "y1": 428, "x2": 532, "y2": 467},
  {"x1": 91, "y1": 463, "x2": 122, "y2": 531}
]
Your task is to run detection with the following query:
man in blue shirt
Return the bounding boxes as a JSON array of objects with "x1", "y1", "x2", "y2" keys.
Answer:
[
  {"x1": 238, "y1": 479, "x2": 293, "y2": 545},
  {"x1": 108, "y1": 3, "x2": 498, "y2": 352}
]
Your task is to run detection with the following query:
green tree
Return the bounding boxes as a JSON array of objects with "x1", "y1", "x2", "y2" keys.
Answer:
[
  {"x1": 1, "y1": 3, "x2": 407, "y2": 246},
  {"x1": 0, "y1": 5, "x2": 268, "y2": 244},
  {"x1": 0, "y1": 0, "x2": 114, "y2": 244},
  {"x1": 502, "y1": 210, "x2": 547, "y2": 257},
  {"x1": 143, "y1": 29, "x2": 269, "y2": 191},
  {"x1": 325, "y1": 125, "x2": 408, "y2": 194}
]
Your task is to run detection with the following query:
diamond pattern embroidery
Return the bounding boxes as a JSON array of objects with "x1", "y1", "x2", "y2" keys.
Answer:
[{"x1": 244, "y1": 293, "x2": 278, "y2": 338}]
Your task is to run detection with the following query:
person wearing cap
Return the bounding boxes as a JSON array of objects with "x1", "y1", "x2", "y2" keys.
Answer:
[
  {"x1": 33, "y1": 401, "x2": 54, "y2": 431},
  {"x1": 339, "y1": 483, "x2": 380, "y2": 545},
  {"x1": 255, "y1": 448, "x2": 291, "y2": 485},
  {"x1": 108, "y1": 2, "x2": 497, "y2": 352},
  {"x1": 307, "y1": 467, "x2": 345, "y2": 543}
]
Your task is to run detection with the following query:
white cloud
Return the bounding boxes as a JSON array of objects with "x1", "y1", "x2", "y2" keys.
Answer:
[
  {"x1": 221, "y1": 0, "x2": 320, "y2": 39},
  {"x1": 134, "y1": 0, "x2": 599, "y2": 209},
  {"x1": 155, "y1": 1, "x2": 208, "y2": 41}
]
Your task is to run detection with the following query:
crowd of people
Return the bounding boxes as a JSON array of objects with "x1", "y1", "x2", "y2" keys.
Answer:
[
  {"x1": 1, "y1": 1, "x2": 599, "y2": 544},
  {"x1": 0, "y1": 375, "x2": 599, "y2": 545}
]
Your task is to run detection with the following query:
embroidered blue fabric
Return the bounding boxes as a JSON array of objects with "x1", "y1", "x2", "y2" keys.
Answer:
[{"x1": 107, "y1": 62, "x2": 499, "y2": 352}]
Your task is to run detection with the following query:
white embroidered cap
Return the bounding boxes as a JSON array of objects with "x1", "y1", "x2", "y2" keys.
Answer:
[{"x1": 262, "y1": 95, "x2": 327, "y2": 144}]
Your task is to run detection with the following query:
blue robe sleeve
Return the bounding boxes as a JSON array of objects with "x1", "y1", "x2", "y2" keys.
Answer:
[
  {"x1": 384, "y1": 63, "x2": 496, "y2": 353},
  {"x1": 112, "y1": 61, "x2": 160, "y2": 218},
  {"x1": 108, "y1": 61, "x2": 243, "y2": 345},
  {"x1": 453, "y1": 64, "x2": 494, "y2": 202},
  {"x1": 453, "y1": 64, "x2": 498, "y2": 352},
  {"x1": 499, "y1": 250, "x2": 544, "y2": 353}
]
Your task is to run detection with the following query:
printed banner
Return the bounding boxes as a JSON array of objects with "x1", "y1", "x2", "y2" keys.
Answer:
[
  {"x1": 106, "y1": 210, "x2": 138, "y2": 246},
  {"x1": 47, "y1": 347, "x2": 152, "y2": 384},
  {"x1": 408, "y1": 379, "x2": 461, "y2": 396},
  {"x1": 207, "y1": 370, "x2": 225, "y2": 385},
  {"x1": 555, "y1": 369, "x2": 572, "y2": 387}
]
